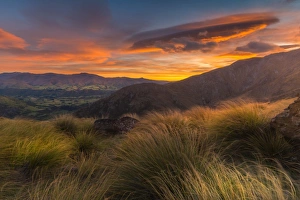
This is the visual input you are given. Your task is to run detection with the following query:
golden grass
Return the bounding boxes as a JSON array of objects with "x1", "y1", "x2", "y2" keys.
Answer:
[{"x1": 1, "y1": 99, "x2": 299, "y2": 199}]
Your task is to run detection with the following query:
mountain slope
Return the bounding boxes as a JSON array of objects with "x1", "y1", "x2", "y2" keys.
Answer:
[{"x1": 76, "y1": 49, "x2": 300, "y2": 118}]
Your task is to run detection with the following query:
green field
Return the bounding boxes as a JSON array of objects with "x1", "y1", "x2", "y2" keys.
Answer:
[
  {"x1": 1, "y1": 99, "x2": 299, "y2": 199},
  {"x1": 18, "y1": 95, "x2": 102, "y2": 119}
]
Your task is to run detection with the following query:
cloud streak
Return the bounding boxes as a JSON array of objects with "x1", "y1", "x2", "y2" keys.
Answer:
[{"x1": 0, "y1": 29, "x2": 27, "y2": 49}]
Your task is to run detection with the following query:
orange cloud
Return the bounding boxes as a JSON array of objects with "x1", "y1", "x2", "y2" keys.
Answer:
[
  {"x1": 216, "y1": 52, "x2": 258, "y2": 60},
  {"x1": 0, "y1": 28, "x2": 27, "y2": 49},
  {"x1": 1, "y1": 38, "x2": 110, "y2": 63},
  {"x1": 202, "y1": 24, "x2": 267, "y2": 43},
  {"x1": 123, "y1": 47, "x2": 163, "y2": 54}
]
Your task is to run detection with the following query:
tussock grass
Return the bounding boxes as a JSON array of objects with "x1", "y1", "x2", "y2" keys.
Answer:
[
  {"x1": 72, "y1": 131, "x2": 97, "y2": 155},
  {"x1": 183, "y1": 106, "x2": 213, "y2": 130},
  {"x1": 208, "y1": 103, "x2": 269, "y2": 156},
  {"x1": 109, "y1": 127, "x2": 212, "y2": 199},
  {"x1": 13, "y1": 134, "x2": 72, "y2": 178},
  {"x1": 152, "y1": 159, "x2": 297, "y2": 200},
  {"x1": 135, "y1": 110, "x2": 204, "y2": 135},
  {"x1": 19, "y1": 154, "x2": 114, "y2": 200},
  {"x1": 53, "y1": 115, "x2": 78, "y2": 136},
  {"x1": 1, "y1": 99, "x2": 300, "y2": 199},
  {"x1": 53, "y1": 114, "x2": 95, "y2": 136}
]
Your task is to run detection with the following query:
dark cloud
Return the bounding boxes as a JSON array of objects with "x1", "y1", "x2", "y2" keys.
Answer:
[
  {"x1": 172, "y1": 37, "x2": 217, "y2": 52},
  {"x1": 235, "y1": 41, "x2": 278, "y2": 53},
  {"x1": 129, "y1": 13, "x2": 279, "y2": 53},
  {"x1": 150, "y1": 37, "x2": 217, "y2": 53},
  {"x1": 22, "y1": 0, "x2": 112, "y2": 35}
]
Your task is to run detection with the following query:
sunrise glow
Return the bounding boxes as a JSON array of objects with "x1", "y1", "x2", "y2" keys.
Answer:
[{"x1": 0, "y1": 1, "x2": 300, "y2": 81}]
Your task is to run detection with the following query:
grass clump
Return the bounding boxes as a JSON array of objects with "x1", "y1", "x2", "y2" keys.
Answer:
[
  {"x1": 72, "y1": 132, "x2": 97, "y2": 156},
  {"x1": 53, "y1": 115, "x2": 78, "y2": 136},
  {"x1": 206, "y1": 102, "x2": 297, "y2": 172},
  {"x1": 19, "y1": 154, "x2": 113, "y2": 200},
  {"x1": 208, "y1": 103, "x2": 270, "y2": 157},
  {"x1": 53, "y1": 115, "x2": 95, "y2": 136},
  {"x1": 152, "y1": 159, "x2": 297, "y2": 200},
  {"x1": 108, "y1": 125, "x2": 214, "y2": 199},
  {"x1": 13, "y1": 134, "x2": 72, "y2": 178},
  {"x1": 208, "y1": 102, "x2": 268, "y2": 140}
]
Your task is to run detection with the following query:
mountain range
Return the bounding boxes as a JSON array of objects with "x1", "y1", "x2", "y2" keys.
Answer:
[
  {"x1": 75, "y1": 49, "x2": 300, "y2": 118},
  {"x1": 0, "y1": 72, "x2": 166, "y2": 91}
]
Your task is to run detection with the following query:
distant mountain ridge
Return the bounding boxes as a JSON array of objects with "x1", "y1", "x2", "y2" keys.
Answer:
[
  {"x1": 75, "y1": 49, "x2": 300, "y2": 118},
  {"x1": 0, "y1": 72, "x2": 167, "y2": 90}
]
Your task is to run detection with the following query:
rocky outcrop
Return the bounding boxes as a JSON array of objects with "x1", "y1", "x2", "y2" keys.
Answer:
[
  {"x1": 271, "y1": 97, "x2": 300, "y2": 143},
  {"x1": 94, "y1": 117, "x2": 139, "y2": 134}
]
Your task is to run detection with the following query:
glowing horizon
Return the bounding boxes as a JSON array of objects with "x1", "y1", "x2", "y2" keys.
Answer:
[{"x1": 0, "y1": 1, "x2": 300, "y2": 81}]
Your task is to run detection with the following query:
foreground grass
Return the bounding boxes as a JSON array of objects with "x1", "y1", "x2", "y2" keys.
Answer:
[{"x1": 1, "y1": 99, "x2": 300, "y2": 199}]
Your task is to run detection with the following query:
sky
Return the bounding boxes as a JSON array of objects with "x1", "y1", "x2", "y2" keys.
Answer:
[{"x1": 0, "y1": 0, "x2": 300, "y2": 81}]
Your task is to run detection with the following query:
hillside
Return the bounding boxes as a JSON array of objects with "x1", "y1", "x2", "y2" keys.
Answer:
[
  {"x1": 75, "y1": 49, "x2": 300, "y2": 118},
  {"x1": 0, "y1": 96, "x2": 38, "y2": 118}
]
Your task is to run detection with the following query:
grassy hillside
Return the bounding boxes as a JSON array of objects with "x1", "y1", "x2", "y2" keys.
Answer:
[
  {"x1": 0, "y1": 96, "x2": 38, "y2": 118},
  {"x1": 1, "y1": 99, "x2": 300, "y2": 199}
]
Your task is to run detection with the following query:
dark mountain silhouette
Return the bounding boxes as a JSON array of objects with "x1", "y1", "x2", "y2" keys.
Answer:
[
  {"x1": 0, "y1": 72, "x2": 167, "y2": 90},
  {"x1": 75, "y1": 49, "x2": 300, "y2": 118}
]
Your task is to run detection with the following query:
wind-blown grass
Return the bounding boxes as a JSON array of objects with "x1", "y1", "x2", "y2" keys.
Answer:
[
  {"x1": 109, "y1": 127, "x2": 212, "y2": 199},
  {"x1": 1, "y1": 99, "x2": 299, "y2": 199},
  {"x1": 72, "y1": 131, "x2": 98, "y2": 156},
  {"x1": 13, "y1": 134, "x2": 72, "y2": 178},
  {"x1": 21, "y1": 154, "x2": 113, "y2": 200}
]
